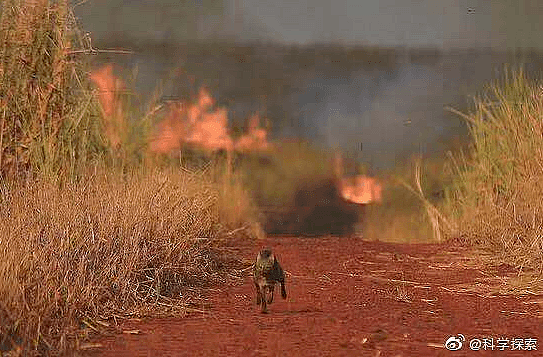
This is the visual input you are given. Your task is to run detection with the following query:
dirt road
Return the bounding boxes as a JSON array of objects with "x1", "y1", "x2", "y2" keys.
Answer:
[{"x1": 89, "y1": 236, "x2": 543, "y2": 356}]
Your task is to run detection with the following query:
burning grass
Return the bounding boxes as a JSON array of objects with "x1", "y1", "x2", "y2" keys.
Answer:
[
  {"x1": 147, "y1": 85, "x2": 270, "y2": 155},
  {"x1": 0, "y1": 166, "x2": 258, "y2": 354}
]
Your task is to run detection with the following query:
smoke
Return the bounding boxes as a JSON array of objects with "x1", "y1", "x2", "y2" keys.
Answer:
[{"x1": 296, "y1": 62, "x2": 452, "y2": 170}]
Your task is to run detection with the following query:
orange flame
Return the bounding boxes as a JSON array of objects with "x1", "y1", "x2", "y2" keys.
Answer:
[
  {"x1": 150, "y1": 85, "x2": 270, "y2": 154},
  {"x1": 334, "y1": 152, "x2": 382, "y2": 204},
  {"x1": 90, "y1": 65, "x2": 271, "y2": 154},
  {"x1": 185, "y1": 106, "x2": 233, "y2": 151},
  {"x1": 90, "y1": 64, "x2": 125, "y2": 147},
  {"x1": 149, "y1": 101, "x2": 188, "y2": 153},
  {"x1": 235, "y1": 113, "x2": 270, "y2": 152}
]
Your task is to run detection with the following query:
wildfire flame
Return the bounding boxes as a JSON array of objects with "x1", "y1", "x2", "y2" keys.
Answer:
[
  {"x1": 89, "y1": 64, "x2": 381, "y2": 207},
  {"x1": 235, "y1": 113, "x2": 270, "y2": 152},
  {"x1": 89, "y1": 64, "x2": 125, "y2": 147},
  {"x1": 149, "y1": 86, "x2": 270, "y2": 154},
  {"x1": 90, "y1": 64, "x2": 271, "y2": 154},
  {"x1": 333, "y1": 152, "x2": 382, "y2": 204}
]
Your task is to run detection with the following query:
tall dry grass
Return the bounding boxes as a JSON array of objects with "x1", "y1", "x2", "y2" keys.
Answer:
[
  {"x1": 444, "y1": 68, "x2": 543, "y2": 273},
  {"x1": 0, "y1": 0, "x2": 109, "y2": 180},
  {"x1": 0, "y1": 166, "x2": 257, "y2": 354},
  {"x1": 0, "y1": 2, "x2": 263, "y2": 354}
]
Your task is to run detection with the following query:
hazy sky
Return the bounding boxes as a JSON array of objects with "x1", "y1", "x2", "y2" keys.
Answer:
[{"x1": 75, "y1": 0, "x2": 543, "y2": 49}]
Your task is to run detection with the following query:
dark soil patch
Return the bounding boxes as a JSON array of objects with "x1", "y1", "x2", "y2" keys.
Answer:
[{"x1": 264, "y1": 179, "x2": 362, "y2": 236}]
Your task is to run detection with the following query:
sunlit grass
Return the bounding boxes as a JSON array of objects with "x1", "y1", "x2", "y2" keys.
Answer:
[
  {"x1": 0, "y1": 165, "x2": 258, "y2": 354},
  {"x1": 0, "y1": 0, "x2": 109, "y2": 180},
  {"x1": 444, "y1": 68, "x2": 543, "y2": 275}
]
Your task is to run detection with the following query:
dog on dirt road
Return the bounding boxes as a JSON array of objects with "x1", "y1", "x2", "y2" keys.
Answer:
[{"x1": 253, "y1": 248, "x2": 287, "y2": 313}]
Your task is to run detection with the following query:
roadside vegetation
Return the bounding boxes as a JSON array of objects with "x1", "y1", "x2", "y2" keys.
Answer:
[
  {"x1": 367, "y1": 67, "x2": 543, "y2": 285},
  {"x1": 0, "y1": 1, "x2": 257, "y2": 354},
  {"x1": 0, "y1": 0, "x2": 106, "y2": 180},
  {"x1": 371, "y1": 67, "x2": 543, "y2": 282},
  {"x1": 0, "y1": 167, "x2": 257, "y2": 354},
  {"x1": 365, "y1": 67, "x2": 543, "y2": 275},
  {"x1": 442, "y1": 69, "x2": 543, "y2": 277}
]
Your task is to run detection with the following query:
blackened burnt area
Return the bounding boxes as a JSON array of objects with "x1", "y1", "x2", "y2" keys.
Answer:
[{"x1": 264, "y1": 179, "x2": 364, "y2": 236}]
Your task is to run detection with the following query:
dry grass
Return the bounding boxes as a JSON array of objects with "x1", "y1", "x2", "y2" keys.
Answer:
[
  {"x1": 444, "y1": 68, "x2": 543, "y2": 276},
  {"x1": 0, "y1": 0, "x2": 109, "y2": 180},
  {"x1": 0, "y1": 166, "x2": 258, "y2": 354}
]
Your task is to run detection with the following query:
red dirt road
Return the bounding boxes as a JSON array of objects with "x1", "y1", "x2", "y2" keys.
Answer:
[{"x1": 89, "y1": 236, "x2": 543, "y2": 356}]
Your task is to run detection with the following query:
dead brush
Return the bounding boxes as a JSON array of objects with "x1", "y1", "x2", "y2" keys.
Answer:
[
  {"x1": 0, "y1": 166, "x2": 259, "y2": 354},
  {"x1": 0, "y1": 0, "x2": 108, "y2": 180},
  {"x1": 444, "y1": 69, "x2": 543, "y2": 276}
]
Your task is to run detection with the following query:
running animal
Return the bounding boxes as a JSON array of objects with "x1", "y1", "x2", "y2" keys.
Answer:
[{"x1": 253, "y1": 248, "x2": 287, "y2": 313}]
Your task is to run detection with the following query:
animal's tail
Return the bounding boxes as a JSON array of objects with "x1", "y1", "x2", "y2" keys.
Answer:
[{"x1": 280, "y1": 281, "x2": 287, "y2": 299}]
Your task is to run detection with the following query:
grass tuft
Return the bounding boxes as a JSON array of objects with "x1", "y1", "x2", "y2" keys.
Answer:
[
  {"x1": 444, "y1": 68, "x2": 543, "y2": 274},
  {"x1": 0, "y1": 0, "x2": 110, "y2": 180},
  {"x1": 0, "y1": 166, "x2": 257, "y2": 353}
]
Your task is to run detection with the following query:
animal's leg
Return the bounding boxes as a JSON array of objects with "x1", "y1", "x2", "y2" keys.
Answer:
[
  {"x1": 267, "y1": 284, "x2": 275, "y2": 304},
  {"x1": 255, "y1": 282, "x2": 261, "y2": 305},
  {"x1": 260, "y1": 287, "x2": 268, "y2": 313}
]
